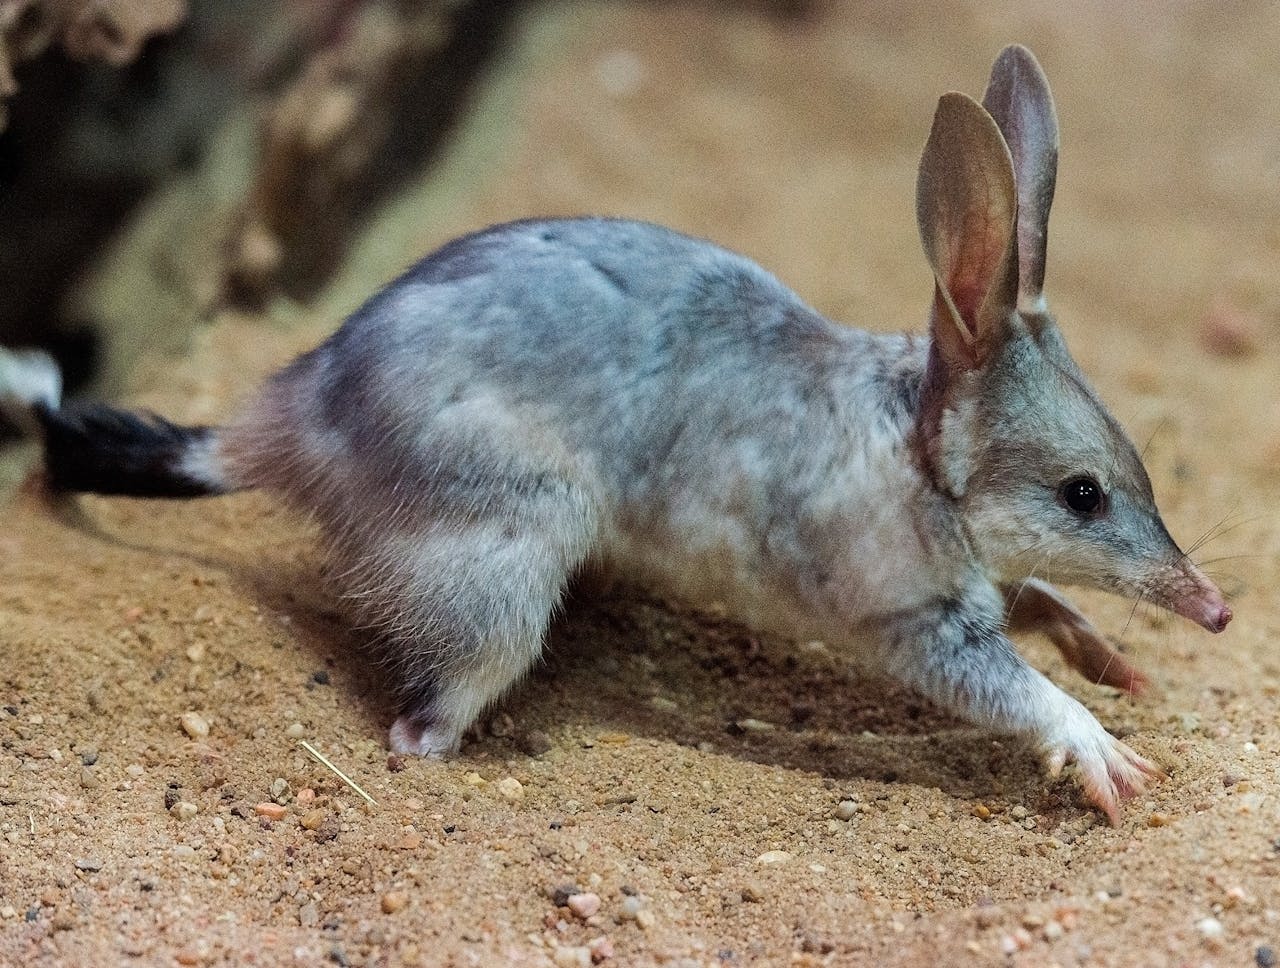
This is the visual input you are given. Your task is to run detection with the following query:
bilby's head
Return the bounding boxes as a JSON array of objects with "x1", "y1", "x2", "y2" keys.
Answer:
[{"x1": 913, "y1": 46, "x2": 1230, "y2": 634}]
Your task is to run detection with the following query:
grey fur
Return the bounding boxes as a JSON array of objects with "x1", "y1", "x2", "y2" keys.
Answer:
[{"x1": 29, "y1": 47, "x2": 1230, "y2": 823}]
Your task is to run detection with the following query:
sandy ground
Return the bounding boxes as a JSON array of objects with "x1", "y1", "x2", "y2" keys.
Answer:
[{"x1": 3, "y1": 1, "x2": 1280, "y2": 965}]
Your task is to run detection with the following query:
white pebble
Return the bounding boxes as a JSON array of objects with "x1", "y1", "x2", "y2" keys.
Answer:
[
  {"x1": 834, "y1": 800, "x2": 857, "y2": 821},
  {"x1": 180, "y1": 712, "x2": 210, "y2": 739},
  {"x1": 285, "y1": 723, "x2": 307, "y2": 739},
  {"x1": 756, "y1": 850, "x2": 792, "y2": 865},
  {"x1": 1196, "y1": 916, "x2": 1224, "y2": 939},
  {"x1": 169, "y1": 801, "x2": 198, "y2": 821}
]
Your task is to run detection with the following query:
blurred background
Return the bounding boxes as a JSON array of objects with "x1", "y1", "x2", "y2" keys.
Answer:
[{"x1": 0, "y1": 0, "x2": 1276, "y2": 444}]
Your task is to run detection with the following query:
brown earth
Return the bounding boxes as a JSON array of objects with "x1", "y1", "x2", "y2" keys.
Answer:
[{"x1": 3, "y1": 2, "x2": 1280, "y2": 966}]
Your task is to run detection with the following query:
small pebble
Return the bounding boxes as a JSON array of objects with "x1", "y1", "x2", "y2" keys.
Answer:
[
  {"x1": 567, "y1": 893, "x2": 601, "y2": 919},
  {"x1": 170, "y1": 801, "x2": 199, "y2": 821},
  {"x1": 381, "y1": 890, "x2": 408, "y2": 914},
  {"x1": 79, "y1": 749, "x2": 98, "y2": 767},
  {"x1": 80, "y1": 768, "x2": 98, "y2": 789},
  {"x1": 519, "y1": 731, "x2": 553, "y2": 757},
  {"x1": 1256, "y1": 945, "x2": 1277, "y2": 968},
  {"x1": 300, "y1": 809, "x2": 327, "y2": 831},
  {"x1": 296, "y1": 788, "x2": 315, "y2": 806},
  {"x1": 1009, "y1": 805, "x2": 1028, "y2": 820},
  {"x1": 735, "y1": 718, "x2": 775, "y2": 733},
  {"x1": 270, "y1": 777, "x2": 292, "y2": 804},
  {"x1": 553, "y1": 946, "x2": 591, "y2": 968},
  {"x1": 1196, "y1": 916, "x2": 1224, "y2": 940},
  {"x1": 73, "y1": 858, "x2": 103, "y2": 872},
  {"x1": 126, "y1": 764, "x2": 145, "y2": 778},
  {"x1": 972, "y1": 804, "x2": 991, "y2": 820},
  {"x1": 298, "y1": 902, "x2": 319, "y2": 927},
  {"x1": 285, "y1": 723, "x2": 306, "y2": 739},
  {"x1": 588, "y1": 936, "x2": 614, "y2": 963},
  {"x1": 179, "y1": 712, "x2": 210, "y2": 740},
  {"x1": 254, "y1": 802, "x2": 287, "y2": 821},
  {"x1": 618, "y1": 896, "x2": 644, "y2": 921},
  {"x1": 496, "y1": 777, "x2": 524, "y2": 802},
  {"x1": 386, "y1": 753, "x2": 406, "y2": 772},
  {"x1": 834, "y1": 800, "x2": 857, "y2": 822},
  {"x1": 1147, "y1": 812, "x2": 1172, "y2": 828},
  {"x1": 756, "y1": 850, "x2": 792, "y2": 865}
]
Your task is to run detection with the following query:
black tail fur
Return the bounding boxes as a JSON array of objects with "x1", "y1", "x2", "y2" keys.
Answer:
[{"x1": 36, "y1": 403, "x2": 226, "y2": 499}]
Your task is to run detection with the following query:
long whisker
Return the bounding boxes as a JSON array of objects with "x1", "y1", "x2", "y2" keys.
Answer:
[
  {"x1": 1140, "y1": 416, "x2": 1170, "y2": 460},
  {"x1": 1181, "y1": 511, "x2": 1254, "y2": 561},
  {"x1": 1119, "y1": 588, "x2": 1146, "y2": 644}
]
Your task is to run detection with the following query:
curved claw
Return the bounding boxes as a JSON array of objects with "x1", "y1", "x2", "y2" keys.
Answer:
[{"x1": 1044, "y1": 734, "x2": 1165, "y2": 826}]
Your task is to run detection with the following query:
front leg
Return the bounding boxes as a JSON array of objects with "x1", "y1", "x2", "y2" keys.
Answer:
[
  {"x1": 1004, "y1": 578, "x2": 1149, "y2": 695},
  {"x1": 876, "y1": 582, "x2": 1162, "y2": 824}
]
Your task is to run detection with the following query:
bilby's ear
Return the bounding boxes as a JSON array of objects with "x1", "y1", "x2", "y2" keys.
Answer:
[
  {"x1": 982, "y1": 44, "x2": 1059, "y2": 310},
  {"x1": 916, "y1": 91, "x2": 1019, "y2": 373}
]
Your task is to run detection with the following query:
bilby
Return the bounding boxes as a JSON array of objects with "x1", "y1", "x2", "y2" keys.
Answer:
[{"x1": 0, "y1": 46, "x2": 1230, "y2": 824}]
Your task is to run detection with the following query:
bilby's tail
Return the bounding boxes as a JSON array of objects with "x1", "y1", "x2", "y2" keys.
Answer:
[{"x1": 1, "y1": 346, "x2": 232, "y2": 499}]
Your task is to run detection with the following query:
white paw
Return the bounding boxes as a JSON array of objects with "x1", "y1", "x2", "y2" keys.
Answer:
[
  {"x1": 1043, "y1": 708, "x2": 1164, "y2": 825},
  {"x1": 389, "y1": 716, "x2": 462, "y2": 758}
]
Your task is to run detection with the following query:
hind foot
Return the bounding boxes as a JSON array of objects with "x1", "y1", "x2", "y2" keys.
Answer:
[{"x1": 388, "y1": 715, "x2": 464, "y2": 758}]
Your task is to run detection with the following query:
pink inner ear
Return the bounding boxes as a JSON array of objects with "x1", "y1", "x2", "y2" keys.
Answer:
[
  {"x1": 944, "y1": 206, "x2": 1009, "y2": 338},
  {"x1": 948, "y1": 280, "x2": 982, "y2": 335}
]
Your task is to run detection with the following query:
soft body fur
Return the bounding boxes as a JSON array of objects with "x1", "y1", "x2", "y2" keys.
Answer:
[{"x1": 5, "y1": 47, "x2": 1230, "y2": 824}]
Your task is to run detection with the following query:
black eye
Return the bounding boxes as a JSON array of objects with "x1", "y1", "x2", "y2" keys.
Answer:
[{"x1": 1059, "y1": 475, "x2": 1105, "y2": 516}]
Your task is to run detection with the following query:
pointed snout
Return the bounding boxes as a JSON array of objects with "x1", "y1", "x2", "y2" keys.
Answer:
[{"x1": 1162, "y1": 560, "x2": 1232, "y2": 634}]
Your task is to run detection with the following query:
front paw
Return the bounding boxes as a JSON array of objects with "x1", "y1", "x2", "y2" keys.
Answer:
[{"x1": 1043, "y1": 717, "x2": 1165, "y2": 826}]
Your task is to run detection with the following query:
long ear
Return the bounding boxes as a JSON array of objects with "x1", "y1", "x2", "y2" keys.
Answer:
[
  {"x1": 982, "y1": 44, "x2": 1059, "y2": 309},
  {"x1": 916, "y1": 92, "x2": 1019, "y2": 373}
]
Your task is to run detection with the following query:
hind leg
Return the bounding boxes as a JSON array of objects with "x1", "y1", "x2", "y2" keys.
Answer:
[
  {"x1": 1004, "y1": 579, "x2": 1149, "y2": 695},
  {"x1": 367, "y1": 484, "x2": 598, "y2": 757}
]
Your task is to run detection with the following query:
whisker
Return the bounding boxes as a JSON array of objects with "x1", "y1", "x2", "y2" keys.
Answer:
[
  {"x1": 1119, "y1": 589, "x2": 1146, "y2": 643},
  {"x1": 1140, "y1": 416, "x2": 1170, "y2": 460}
]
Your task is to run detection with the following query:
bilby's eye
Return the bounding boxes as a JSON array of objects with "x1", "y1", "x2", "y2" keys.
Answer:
[{"x1": 1059, "y1": 475, "x2": 1105, "y2": 516}]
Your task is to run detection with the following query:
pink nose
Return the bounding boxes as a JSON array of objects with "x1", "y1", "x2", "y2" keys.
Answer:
[
  {"x1": 1171, "y1": 587, "x2": 1232, "y2": 634},
  {"x1": 1205, "y1": 603, "x2": 1232, "y2": 634}
]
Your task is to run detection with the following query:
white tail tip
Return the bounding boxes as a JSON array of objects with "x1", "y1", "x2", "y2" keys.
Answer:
[{"x1": 0, "y1": 348, "x2": 62, "y2": 426}]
